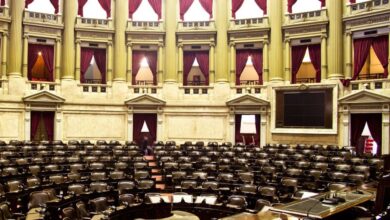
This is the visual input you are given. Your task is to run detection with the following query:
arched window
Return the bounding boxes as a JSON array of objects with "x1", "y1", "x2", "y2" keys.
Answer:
[
  {"x1": 236, "y1": 49, "x2": 263, "y2": 85},
  {"x1": 234, "y1": 0, "x2": 265, "y2": 19},
  {"x1": 239, "y1": 56, "x2": 260, "y2": 85},
  {"x1": 292, "y1": 0, "x2": 321, "y2": 13},
  {"x1": 26, "y1": 0, "x2": 55, "y2": 14},
  {"x1": 132, "y1": 1, "x2": 158, "y2": 21},
  {"x1": 82, "y1": 0, "x2": 108, "y2": 19},
  {"x1": 132, "y1": 51, "x2": 158, "y2": 85},
  {"x1": 28, "y1": 43, "x2": 55, "y2": 82},
  {"x1": 183, "y1": 0, "x2": 211, "y2": 21},
  {"x1": 291, "y1": 44, "x2": 321, "y2": 84},
  {"x1": 183, "y1": 51, "x2": 209, "y2": 86}
]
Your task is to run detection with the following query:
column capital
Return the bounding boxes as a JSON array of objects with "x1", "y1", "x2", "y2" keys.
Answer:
[
  {"x1": 263, "y1": 40, "x2": 269, "y2": 45},
  {"x1": 127, "y1": 42, "x2": 132, "y2": 48},
  {"x1": 284, "y1": 38, "x2": 290, "y2": 43},
  {"x1": 107, "y1": 41, "x2": 113, "y2": 46},
  {"x1": 23, "y1": 34, "x2": 29, "y2": 39},
  {"x1": 345, "y1": 30, "x2": 352, "y2": 36},
  {"x1": 75, "y1": 39, "x2": 81, "y2": 44},
  {"x1": 321, "y1": 34, "x2": 328, "y2": 39},
  {"x1": 158, "y1": 42, "x2": 164, "y2": 48},
  {"x1": 229, "y1": 42, "x2": 236, "y2": 48},
  {"x1": 210, "y1": 42, "x2": 215, "y2": 48},
  {"x1": 178, "y1": 43, "x2": 183, "y2": 48},
  {"x1": 55, "y1": 38, "x2": 61, "y2": 43},
  {"x1": 2, "y1": 32, "x2": 8, "y2": 37}
]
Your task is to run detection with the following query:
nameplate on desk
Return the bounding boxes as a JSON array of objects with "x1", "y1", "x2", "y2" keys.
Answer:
[
  {"x1": 173, "y1": 195, "x2": 193, "y2": 203},
  {"x1": 194, "y1": 196, "x2": 217, "y2": 205}
]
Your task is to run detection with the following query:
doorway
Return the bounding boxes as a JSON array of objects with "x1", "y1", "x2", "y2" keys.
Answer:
[
  {"x1": 350, "y1": 113, "x2": 382, "y2": 155},
  {"x1": 30, "y1": 111, "x2": 55, "y2": 141},
  {"x1": 133, "y1": 113, "x2": 157, "y2": 145},
  {"x1": 235, "y1": 114, "x2": 260, "y2": 146}
]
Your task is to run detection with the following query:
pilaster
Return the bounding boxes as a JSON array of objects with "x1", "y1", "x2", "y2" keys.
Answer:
[
  {"x1": 269, "y1": 0, "x2": 283, "y2": 82},
  {"x1": 113, "y1": 0, "x2": 127, "y2": 81},
  {"x1": 215, "y1": 0, "x2": 228, "y2": 82},
  {"x1": 8, "y1": 0, "x2": 24, "y2": 76},
  {"x1": 327, "y1": 0, "x2": 344, "y2": 79},
  {"x1": 1, "y1": 33, "x2": 7, "y2": 79},
  {"x1": 209, "y1": 43, "x2": 215, "y2": 84},
  {"x1": 164, "y1": 0, "x2": 177, "y2": 82}
]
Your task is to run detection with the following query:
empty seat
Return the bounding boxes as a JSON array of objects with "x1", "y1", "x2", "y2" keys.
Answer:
[
  {"x1": 90, "y1": 197, "x2": 108, "y2": 213},
  {"x1": 68, "y1": 184, "x2": 86, "y2": 195},
  {"x1": 226, "y1": 195, "x2": 247, "y2": 209},
  {"x1": 118, "y1": 181, "x2": 136, "y2": 194}
]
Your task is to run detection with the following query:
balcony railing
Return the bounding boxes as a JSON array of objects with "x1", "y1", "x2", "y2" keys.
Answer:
[
  {"x1": 131, "y1": 83, "x2": 160, "y2": 94},
  {"x1": 234, "y1": 84, "x2": 264, "y2": 95},
  {"x1": 84, "y1": 79, "x2": 104, "y2": 84},
  {"x1": 24, "y1": 10, "x2": 62, "y2": 25},
  {"x1": 295, "y1": 78, "x2": 316, "y2": 84},
  {"x1": 76, "y1": 17, "x2": 113, "y2": 29},
  {"x1": 182, "y1": 86, "x2": 210, "y2": 95},
  {"x1": 347, "y1": 0, "x2": 390, "y2": 15},
  {"x1": 177, "y1": 20, "x2": 215, "y2": 32},
  {"x1": 229, "y1": 17, "x2": 269, "y2": 30},
  {"x1": 350, "y1": 77, "x2": 390, "y2": 90},
  {"x1": 80, "y1": 83, "x2": 109, "y2": 93},
  {"x1": 127, "y1": 20, "x2": 164, "y2": 32},
  {"x1": 27, "y1": 81, "x2": 58, "y2": 93},
  {"x1": 357, "y1": 73, "x2": 385, "y2": 80},
  {"x1": 285, "y1": 9, "x2": 328, "y2": 25},
  {"x1": 186, "y1": 81, "x2": 208, "y2": 86},
  {"x1": 0, "y1": 6, "x2": 9, "y2": 17}
]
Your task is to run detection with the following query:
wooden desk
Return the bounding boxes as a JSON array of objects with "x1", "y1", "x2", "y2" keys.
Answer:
[{"x1": 270, "y1": 191, "x2": 375, "y2": 219}]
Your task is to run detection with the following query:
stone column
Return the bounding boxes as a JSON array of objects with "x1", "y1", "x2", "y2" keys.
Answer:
[
  {"x1": 229, "y1": 42, "x2": 236, "y2": 86},
  {"x1": 284, "y1": 39, "x2": 291, "y2": 83},
  {"x1": 345, "y1": 31, "x2": 352, "y2": 79},
  {"x1": 178, "y1": 44, "x2": 183, "y2": 85},
  {"x1": 113, "y1": 0, "x2": 127, "y2": 81},
  {"x1": 1, "y1": 33, "x2": 8, "y2": 79},
  {"x1": 127, "y1": 110, "x2": 133, "y2": 141},
  {"x1": 61, "y1": 0, "x2": 76, "y2": 80},
  {"x1": 55, "y1": 39, "x2": 61, "y2": 82},
  {"x1": 8, "y1": 0, "x2": 24, "y2": 76},
  {"x1": 22, "y1": 35, "x2": 28, "y2": 78},
  {"x1": 263, "y1": 40, "x2": 269, "y2": 83},
  {"x1": 215, "y1": 0, "x2": 228, "y2": 82},
  {"x1": 107, "y1": 42, "x2": 113, "y2": 83},
  {"x1": 327, "y1": 0, "x2": 344, "y2": 79},
  {"x1": 24, "y1": 110, "x2": 31, "y2": 140},
  {"x1": 269, "y1": 0, "x2": 284, "y2": 82},
  {"x1": 382, "y1": 107, "x2": 390, "y2": 154},
  {"x1": 388, "y1": 34, "x2": 390, "y2": 79},
  {"x1": 321, "y1": 34, "x2": 328, "y2": 81},
  {"x1": 164, "y1": 0, "x2": 177, "y2": 82},
  {"x1": 75, "y1": 40, "x2": 81, "y2": 82},
  {"x1": 158, "y1": 43, "x2": 164, "y2": 85},
  {"x1": 209, "y1": 43, "x2": 215, "y2": 84},
  {"x1": 127, "y1": 43, "x2": 132, "y2": 83}
]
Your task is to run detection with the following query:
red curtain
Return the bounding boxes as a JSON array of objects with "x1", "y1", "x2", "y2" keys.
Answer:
[
  {"x1": 235, "y1": 114, "x2": 242, "y2": 144},
  {"x1": 287, "y1": 0, "x2": 298, "y2": 13},
  {"x1": 352, "y1": 38, "x2": 372, "y2": 80},
  {"x1": 30, "y1": 112, "x2": 41, "y2": 141},
  {"x1": 366, "y1": 114, "x2": 382, "y2": 155},
  {"x1": 319, "y1": 0, "x2": 326, "y2": 7},
  {"x1": 144, "y1": 51, "x2": 158, "y2": 85},
  {"x1": 93, "y1": 48, "x2": 107, "y2": 84},
  {"x1": 25, "y1": 0, "x2": 34, "y2": 8},
  {"x1": 40, "y1": 45, "x2": 54, "y2": 82},
  {"x1": 254, "y1": 114, "x2": 260, "y2": 146},
  {"x1": 129, "y1": 0, "x2": 143, "y2": 18},
  {"x1": 195, "y1": 51, "x2": 209, "y2": 85},
  {"x1": 350, "y1": 0, "x2": 356, "y2": 3},
  {"x1": 199, "y1": 0, "x2": 213, "y2": 18},
  {"x1": 251, "y1": 50, "x2": 263, "y2": 85},
  {"x1": 28, "y1": 44, "x2": 54, "y2": 82},
  {"x1": 98, "y1": 0, "x2": 111, "y2": 18},
  {"x1": 0, "y1": 0, "x2": 5, "y2": 6},
  {"x1": 308, "y1": 44, "x2": 321, "y2": 83},
  {"x1": 254, "y1": 0, "x2": 267, "y2": 15},
  {"x1": 180, "y1": 0, "x2": 195, "y2": 20},
  {"x1": 78, "y1": 0, "x2": 88, "y2": 16},
  {"x1": 50, "y1": 0, "x2": 59, "y2": 14},
  {"x1": 42, "y1": 112, "x2": 55, "y2": 141},
  {"x1": 148, "y1": 0, "x2": 162, "y2": 20},
  {"x1": 183, "y1": 51, "x2": 196, "y2": 85},
  {"x1": 235, "y1": 50, "x2": 250, "y2": 85},
  {"x1": 371, "y1": 35, "x2": 389, "y2": 78},
  {"x1": 27, "y1": 45, "x2": 40, "y2": 81},
  {"x1": 351, "y1": 114, "x2": 367, "y2": 154},
  {"x1": 231, "y1": 0, "x2": 244, "y2": 19},
  {"x1": 80, "y1": 48, "x2": 94, "y2": 83},
  {"x1": 133, "y1": 114, "x2": 157, "y2": 144},
  {"x1": 291, "y1": 45, "x2": 307, "y2": 84}
]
